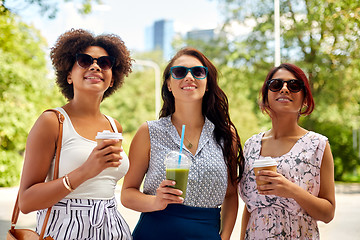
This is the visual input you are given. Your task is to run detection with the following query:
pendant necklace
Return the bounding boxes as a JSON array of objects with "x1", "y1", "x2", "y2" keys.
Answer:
[
  {"x1": 184, "y1": 136, "x2": 193, "y2": 149},
  {"x1": 174, "y1": 124, "x2": 193, "y2": 149}
]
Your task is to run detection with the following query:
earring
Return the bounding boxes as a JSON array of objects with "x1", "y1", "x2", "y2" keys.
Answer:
[{"x1": 300, "y1": 103, "x2": 308, "y2": 111}]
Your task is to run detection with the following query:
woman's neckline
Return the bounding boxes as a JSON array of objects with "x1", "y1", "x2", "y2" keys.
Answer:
[{"x1": 259, "y1": 131, "x2": 311, "y2": 158}]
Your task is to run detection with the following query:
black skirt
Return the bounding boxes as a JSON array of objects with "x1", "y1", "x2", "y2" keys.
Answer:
[{"x1": 132, "y1": 204, "x2": 221, "y2": 240}]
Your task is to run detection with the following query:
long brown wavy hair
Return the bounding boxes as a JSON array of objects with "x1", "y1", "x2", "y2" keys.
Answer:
[{"x1": 160, "y1": 47, "x2": 244, "y2": 183}]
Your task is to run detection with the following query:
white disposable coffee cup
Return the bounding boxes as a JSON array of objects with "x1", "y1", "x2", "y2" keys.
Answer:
[
  {"x1": 95, "y1": 130, "x2": 123, "y2": 147},
  {"x1": 253, "y1": 157, "x2": 277, "y2": 186}
]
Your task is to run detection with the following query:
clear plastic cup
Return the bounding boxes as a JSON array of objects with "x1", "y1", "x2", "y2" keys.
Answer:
[{"x1": 164, "y1": 151, "x2": 192, "y2": 198}]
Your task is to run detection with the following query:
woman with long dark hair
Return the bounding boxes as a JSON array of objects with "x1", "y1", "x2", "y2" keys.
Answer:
[{"x1": 122, "y1": 47, "x2": 244, "y2": 240}]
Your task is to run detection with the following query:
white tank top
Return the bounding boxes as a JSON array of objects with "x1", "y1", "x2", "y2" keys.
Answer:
[{"x1": 46, "y1": 107, "x2": 129, "y2": 199}]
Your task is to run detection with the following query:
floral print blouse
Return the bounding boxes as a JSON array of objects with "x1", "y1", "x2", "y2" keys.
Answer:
[{"x1": 239, "y1": 131, "x2": 328, "y2": 239}]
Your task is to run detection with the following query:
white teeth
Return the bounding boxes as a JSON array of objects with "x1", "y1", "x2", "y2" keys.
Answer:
[
  {"x1": 277, "y1": 98, "x2": 291, "y2": 101},
  {"x1": 86, "y1": 77, "x2": 100, "y2": 79},
  {"x1": 182, "y1": 86, "x2": 195, "y2": 90}
]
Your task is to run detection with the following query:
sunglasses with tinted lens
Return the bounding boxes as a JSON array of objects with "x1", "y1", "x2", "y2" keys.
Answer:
[
  {"x1": 267, "y1": 79, "x2": 304, "y2": 93},
  {"x1": 76, "y1": 53, "x2": 115, "y2": 71},
  {"x1": 170, "y1": 66, "x2": 208, "y2": 80}
]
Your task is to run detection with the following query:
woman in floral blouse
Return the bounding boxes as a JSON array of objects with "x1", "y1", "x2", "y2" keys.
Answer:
[{"x1": 239, "y1": 63, "x2": 335, "y2": 239}]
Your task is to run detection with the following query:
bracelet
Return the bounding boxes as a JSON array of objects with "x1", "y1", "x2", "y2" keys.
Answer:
[
  {"x1": 62, "y1": 176, "x2": 73, "y2": 192},
  {"x1": 64, "y1": 174, "x2": 74, "y2": 190}
]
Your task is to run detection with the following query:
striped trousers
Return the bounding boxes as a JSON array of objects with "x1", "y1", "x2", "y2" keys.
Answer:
[{"x1": 36, "y1": 198, "x2": 132, "y2": 240}]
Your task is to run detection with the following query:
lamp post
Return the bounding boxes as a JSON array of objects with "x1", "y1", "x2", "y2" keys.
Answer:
[
  {"x1": 134, "y1": 59, "x2": 161, "y2": 119},
  {"x1": 274, "y1": 0, "x2": 281, "y2": 66}
]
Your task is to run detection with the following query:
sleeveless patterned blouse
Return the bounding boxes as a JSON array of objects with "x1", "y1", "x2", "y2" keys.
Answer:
[
  {"x1": 143, "y1": 115, "x2": 228, "y2": 208},
  {"x1": 239, "y1": 131, "x2": 328, "y2": 239}
]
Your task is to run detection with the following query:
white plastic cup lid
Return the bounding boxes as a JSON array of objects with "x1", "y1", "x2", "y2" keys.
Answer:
[
  {"x1": 95, "y1": 130, "x2": 123, "y2": 140},
  {"x1": 253, "y1": 157, "x2": 277, "y2": 168}
]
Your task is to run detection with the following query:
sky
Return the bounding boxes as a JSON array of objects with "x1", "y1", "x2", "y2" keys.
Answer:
[{"x1": 8, "y1": 0, "x2": 223, "y2": 52}]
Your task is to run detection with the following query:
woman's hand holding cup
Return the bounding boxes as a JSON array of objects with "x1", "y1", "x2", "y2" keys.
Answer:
[
  {"x1": 81, "y1": 131, "x2": 124, "y2": 179},
  {"x1": 153, "y1": 179, "x2": 184, "y2": 211}
]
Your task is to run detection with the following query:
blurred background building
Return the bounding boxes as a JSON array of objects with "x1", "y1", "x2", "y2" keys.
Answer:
[
  {"x1": 145, "y1": 19, "x2": 216, "y2": 60},
  {"x1": 145, "y1": 19, "x2": 174, "y2": 60},
  {"x1": 186, "y1": 29, "x2": 215, "y2": 42}
]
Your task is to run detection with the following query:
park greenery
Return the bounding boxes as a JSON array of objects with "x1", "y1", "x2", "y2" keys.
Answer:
[{"x1": 0, "y1": 0, "x2": 359, "y2": 186}]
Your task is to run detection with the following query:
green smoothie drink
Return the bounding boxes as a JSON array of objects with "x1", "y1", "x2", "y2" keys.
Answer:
[
  {"x1": 166, "y1": 168, "x2": 189, "y2": 198},
  {"x1": 164, "y1": 151, "x2": 191, "y2": 199}
]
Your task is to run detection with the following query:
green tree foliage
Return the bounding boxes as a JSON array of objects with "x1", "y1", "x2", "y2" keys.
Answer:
[
  {"x1": 0, "y1": 0, "x2": 100, "y2": 187},
  {"x1": 101, "y1": 50, "x2": 166, "y2": 135},
  {"x1": 102, "y1": 68, "x2": 159, "y2": 133},
  {"x1": 2, "y1": 0, "x2": 102, "y2": 18},
  {"x1": 0, "y1": 7, "x2": 63, "y2": 186},
  {"x1": 217, "y1": 0, "x2": 360, "y2": 180}
]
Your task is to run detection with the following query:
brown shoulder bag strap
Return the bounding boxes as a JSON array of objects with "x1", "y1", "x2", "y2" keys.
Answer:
[{"x1": 9, "y1": 109, "x2": 64, "y2": 240}]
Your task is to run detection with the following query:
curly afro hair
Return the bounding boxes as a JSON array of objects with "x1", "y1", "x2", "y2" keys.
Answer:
[{"x1": 50, "y1": 29, "x2": 133, "y2": 100}]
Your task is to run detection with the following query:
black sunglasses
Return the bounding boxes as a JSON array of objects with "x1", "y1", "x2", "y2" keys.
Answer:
[
  {"x1": 76, "y1": 53, "x2": 115, "y2": 71},
  {"x1": 170, "y1": 66, "x2": 208, "y2": 80},
  {"x1": 267, "y1": 79, "x2": 304, "y2": 93}
]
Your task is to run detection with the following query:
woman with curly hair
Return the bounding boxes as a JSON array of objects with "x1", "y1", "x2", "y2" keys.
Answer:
[
  {"x1": 121, "y1": 47, "x2": 244, "y2": 240},
  {"x1": 18, "y1": 29, "x2": 133, "y2": 240}
]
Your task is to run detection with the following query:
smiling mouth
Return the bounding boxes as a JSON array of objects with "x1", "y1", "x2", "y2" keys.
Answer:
[
  {"x1": 182, "y1": 86, "x2": 196, "y2": 90},
  {"x1": 86, "y1": 76, "x2": 103, "y2": 81},
  {"x1": 276, "y1": 97, "x2": 292, "y2": 102}
]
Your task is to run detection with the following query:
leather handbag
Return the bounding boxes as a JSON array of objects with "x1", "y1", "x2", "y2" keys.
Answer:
[{"x1": 7, "y1": 109, "x2": 64, "y2": 240}]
